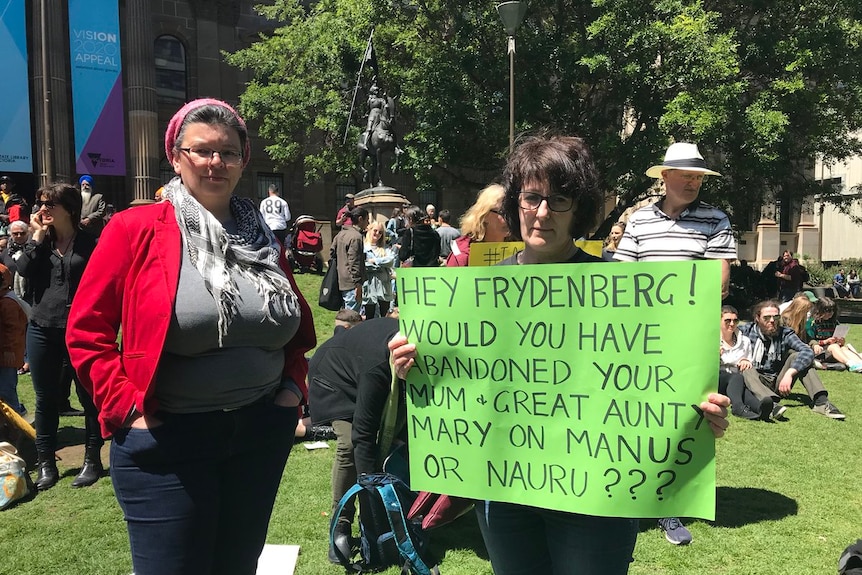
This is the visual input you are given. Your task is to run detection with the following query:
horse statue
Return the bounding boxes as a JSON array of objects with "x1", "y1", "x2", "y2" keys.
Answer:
[{"x1": 357, "y1": 94, "x2": 403, "y2": 188}]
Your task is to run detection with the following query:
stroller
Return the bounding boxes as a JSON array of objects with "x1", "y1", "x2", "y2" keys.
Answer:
[{"x1": 288, "y1": 215, "x2": 324, "y2": 274}]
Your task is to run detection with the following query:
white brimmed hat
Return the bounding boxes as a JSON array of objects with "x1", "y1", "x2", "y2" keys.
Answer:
[{"x1": 645, "y1": 142, "x2": 722, "y2": 178}]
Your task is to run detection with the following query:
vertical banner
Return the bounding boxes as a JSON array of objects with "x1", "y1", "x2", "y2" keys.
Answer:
[
  {"x1": 0, "y1": 0, "x2": 34, "y2": 172},
  {"x1": 68, "y1": 0, "x2": 125, "y2": 175}
]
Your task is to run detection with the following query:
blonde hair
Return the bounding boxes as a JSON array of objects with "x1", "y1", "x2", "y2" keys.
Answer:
[
  {"x1": 459, "y1": 184, "x2": 506, "y2": 241},
  {"x1": 365, "y1": 221, "x2": 387, "y2": 256},
  {"x1": 780, "y1": 295, "x2": 812, "y2": 337},
  {"x1": 603, "y1": 221, "x2": 626, "y2": 250}
]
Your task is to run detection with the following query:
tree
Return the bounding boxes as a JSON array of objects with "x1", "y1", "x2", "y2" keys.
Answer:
[{"x1": 227, "y1": 0, "x2": 862, "y2": 234}]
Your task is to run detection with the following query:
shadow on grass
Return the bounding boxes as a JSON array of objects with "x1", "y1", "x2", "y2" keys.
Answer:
[
  {"x1": 58, "y1": 424, "x2": 85, "y2": 448},
  {"x1": 429, "y1": 509, "x2": 491, "y2": 562},
  {"x1": 713, "y1": 486, "x2": 798, "y2": 527},
  {"x1": 637, "y1": 487, "x2": 797, "y2": 533}
]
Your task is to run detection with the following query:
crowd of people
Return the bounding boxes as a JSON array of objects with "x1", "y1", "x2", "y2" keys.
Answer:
[{"x1": 0, "y1": 101, "x2": 858, "y2": 575}]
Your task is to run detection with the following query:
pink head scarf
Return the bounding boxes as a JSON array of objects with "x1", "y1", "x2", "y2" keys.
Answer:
[{"x1": 164, "y1": 98, "x2": 251, "y2": 168}]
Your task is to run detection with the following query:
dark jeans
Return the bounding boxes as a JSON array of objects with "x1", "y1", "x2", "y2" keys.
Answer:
[
  {"x1": 718, "y1": 371, "x2": 761, "y2": 413},
  {"x1": 26, "y1": 321, "x2": 100, "y2": 454},
  {"x1": 110, "y1": 398, "x2": 298, "y2": 575},
  {"x1": 475, "y1": 501, "x2": 638, "y2": 575}
]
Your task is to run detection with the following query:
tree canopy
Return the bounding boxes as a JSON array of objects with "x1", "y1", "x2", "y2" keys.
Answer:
[{"x1": 226, "y1": 0, "x2": 862, "y2": 233}]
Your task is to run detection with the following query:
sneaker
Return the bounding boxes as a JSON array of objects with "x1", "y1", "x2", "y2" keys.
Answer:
[
  {"x1": 658, "y1": 517, "x2": 692, "y2": 545},
  {"x1": 812, "y1": 401, "x2": 846, "y2": 420},
  {"x1": 813, "y1": 360, "x2": 825, "y2": 370},
  {"x1": 771, "y1": 403, "x2": 788, "y2": 420},
  {"x1": 732, "y1": 405, "x2": 760, "y2": 420},
  {"x1": 824, "y1": 362, "x2": 847, "y2": 371},
  {"x1": 849, "y1": 364, "x2": 862, "y2": 373}
]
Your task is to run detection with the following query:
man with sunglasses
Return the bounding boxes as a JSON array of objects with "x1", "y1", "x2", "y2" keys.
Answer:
[{"x1": 739, "y1": 299, "x2": 845, "y2": 421}]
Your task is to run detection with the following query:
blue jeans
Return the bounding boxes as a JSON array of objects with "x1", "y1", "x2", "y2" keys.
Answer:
[
  {"x1": 341, "y1": 288, "x2": 361, "y2": 312},
  {"x1": 110, "y1": 397, "x2": 298, "y2": 575},
  {"x1": 0, "y1": 367, "x2": 25, "y2": 414},
  {"x1": 26, "y1": 322, "x2": 99, "y2": 454},
  {"x1": 475, "y1": 501, "x2": 638, "y2": 575}
]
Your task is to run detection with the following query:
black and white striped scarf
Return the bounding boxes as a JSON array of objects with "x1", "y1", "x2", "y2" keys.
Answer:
[{"x1": 163, "y1": 177, "x2": 300, "y2": 346}]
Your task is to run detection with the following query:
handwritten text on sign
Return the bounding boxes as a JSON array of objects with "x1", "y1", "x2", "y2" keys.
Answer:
[{"x1": 397, "y1": 261, "x2": 720, "y2": 520}]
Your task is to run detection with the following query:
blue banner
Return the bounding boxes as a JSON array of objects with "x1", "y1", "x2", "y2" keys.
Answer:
[
  {"x1": 0, "y1": 0, "x2": 34, "y2": 172},
  {"x1": 69, "y1": 0, "x2": 126, "y2": 175}
]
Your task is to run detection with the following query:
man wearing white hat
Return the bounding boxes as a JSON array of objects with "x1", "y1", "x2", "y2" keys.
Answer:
[
  {"x1": 614, "y1": 142, "x2": 736, "y2": 547},
  {"x1": 614, "y1": 142, "x2": 736, "y2": 298}
]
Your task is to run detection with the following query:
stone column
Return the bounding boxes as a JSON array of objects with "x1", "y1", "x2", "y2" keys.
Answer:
[
  {"x1": 124, "y1": 0, "x2": 159, "y2": 203},
  {"x1": 32, "y1": 0, "x2": 72, "y2": 185}
]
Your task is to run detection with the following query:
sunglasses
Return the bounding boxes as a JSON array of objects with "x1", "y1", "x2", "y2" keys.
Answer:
[
  {"x1": 760, "y1": 314, "x2": 780, "y2": 322},
  {"x1": 723, "y1": 318, "x2": 739, "y2": 325},
  {"x1": 36, "y1": 200, "x2": 56, "y2": 209}
]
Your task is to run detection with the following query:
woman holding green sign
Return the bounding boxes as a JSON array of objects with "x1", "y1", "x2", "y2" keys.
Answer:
[{"x1": 389, "y1": 133, "x2": 731, "y2": 574}]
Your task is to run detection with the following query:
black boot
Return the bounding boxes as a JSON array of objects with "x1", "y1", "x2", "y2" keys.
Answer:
[
  {"x1": 328, "y1": 521, "x2": 353, "y2": 564},
  {"x1": 71, "y1": 418, "x2": 104, "y2": 488},
  {"x1": 70, "y1": 446, "x2": 103, "y2": 488},
  {"x1": 35, "y1": 456, "x2": 59, "y2": 491}
]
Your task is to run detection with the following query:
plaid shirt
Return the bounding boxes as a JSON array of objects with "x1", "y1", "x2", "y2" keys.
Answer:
[{"x1": 738, "y1": 322, "x2": 814, "y2": 374}]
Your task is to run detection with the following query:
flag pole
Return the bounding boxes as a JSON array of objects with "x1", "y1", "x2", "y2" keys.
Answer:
[{"x1": 344, "y1": 28, "x2": 375, "y2": 145}]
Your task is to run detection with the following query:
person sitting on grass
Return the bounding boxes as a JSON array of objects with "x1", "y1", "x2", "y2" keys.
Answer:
[
  {"x1": 719, "y1": 305, "x2": 762, "y2": 420},
  {"x1": 805, "y1": 297, "x2": 862, "y2": 373},
  {"x1": 739, "y1": 299, "x2": 846, "y2": 421}
]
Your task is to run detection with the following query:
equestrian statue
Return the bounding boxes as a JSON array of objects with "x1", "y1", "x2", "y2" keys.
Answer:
[{"x1": 357, "y1": 82, "x2": 403, "y2": 188}]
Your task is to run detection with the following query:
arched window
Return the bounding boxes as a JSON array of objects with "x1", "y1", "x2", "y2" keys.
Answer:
[{"x1": 154, "y1": 35, "x2": 187, "y2": 104}]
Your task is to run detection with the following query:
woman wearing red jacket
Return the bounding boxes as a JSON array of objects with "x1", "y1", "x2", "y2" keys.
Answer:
[{"x1": 66, "y1": 99, "x2": 316, "y2": 575}]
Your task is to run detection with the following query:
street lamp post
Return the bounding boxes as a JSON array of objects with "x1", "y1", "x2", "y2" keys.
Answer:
[{"x1": 496, "y1": 1, "x2": 527, "y2": 150}]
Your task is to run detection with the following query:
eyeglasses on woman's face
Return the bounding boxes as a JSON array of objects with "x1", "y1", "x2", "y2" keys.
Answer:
[
  {"x1": 722, "y1": 317, "x2": 739, "y2": 325},
  {"x1": 517, "y1": 191, "x2": 573, "y2": 213},
  {"x1": 36, "y1": 200, "x2": 57, "y2": 209},
  {"x1": 179, "y1": 147, "x2": 243, "y2": 167}
]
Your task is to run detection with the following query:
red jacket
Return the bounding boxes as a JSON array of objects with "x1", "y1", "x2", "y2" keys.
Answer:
[{"x1": 66, "y1": 201, "x2": 316, "y2": 438}]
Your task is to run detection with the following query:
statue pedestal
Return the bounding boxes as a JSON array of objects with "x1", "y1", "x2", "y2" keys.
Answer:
[{"x1": 355, "y1": 186, "x2": 409, "y2": 224}]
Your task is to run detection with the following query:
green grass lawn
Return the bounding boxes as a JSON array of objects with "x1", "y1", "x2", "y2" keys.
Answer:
[{"x1": 3, "y1": 272, "x2": 861, "y2": 574}]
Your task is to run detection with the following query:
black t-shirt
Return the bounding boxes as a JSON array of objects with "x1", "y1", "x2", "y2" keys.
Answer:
[{"x1": 498, "y1": 247, "x2": 604, "y2": 266}]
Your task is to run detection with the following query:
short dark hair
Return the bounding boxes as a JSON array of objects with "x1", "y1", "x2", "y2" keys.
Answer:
[
  {"x1": 501, "y1": 133, "x2": 602, "y2": 241},
  {"x1": 38, "y1": 183, "x2": 83, "y2": 228},
  {"x1": 349, "y1": 207, "x2": 368, "y2": 221},
  {"x1": 403, "y1": 205, "x2": 426, "y2": 225},
  {"x1": 173, "y1": 104, "x2": 248, "y2": 161},
  {"x1": 721, "y1": 305, "x2": 738, "y2": 316},
  {"x1": 439, "y1": 209, "x2": 452, "y2": 224}
]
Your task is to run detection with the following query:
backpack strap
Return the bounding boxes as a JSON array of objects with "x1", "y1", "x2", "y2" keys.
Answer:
[
  {"x1": 330, "y1": 482, "x2": 365, "y2": 570},
  {"x1": 376, "y1": 482, "x2": 438, "y2": 575}
]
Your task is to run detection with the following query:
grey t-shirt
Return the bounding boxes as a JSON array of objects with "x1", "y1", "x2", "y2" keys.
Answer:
[{"x1": 154, "y1": 229, "x2": 301, "y2": 413}]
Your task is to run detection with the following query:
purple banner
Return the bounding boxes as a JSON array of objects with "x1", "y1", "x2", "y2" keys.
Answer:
[{"x1": 69, "y1": 0, "x2": 126, "y2": 175}]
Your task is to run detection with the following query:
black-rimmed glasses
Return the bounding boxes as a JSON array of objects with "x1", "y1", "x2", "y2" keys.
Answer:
[
  {"x1": 35, "y1": 200, "x2": 56, "y2": 209},
  {"x1": 517, "y1": 191, "x2": 574, "y2": 212}
]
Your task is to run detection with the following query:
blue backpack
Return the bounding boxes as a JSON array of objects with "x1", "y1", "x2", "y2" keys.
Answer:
[{"x1": 331, "y1": 472, "x2": 439, "y2": 574}]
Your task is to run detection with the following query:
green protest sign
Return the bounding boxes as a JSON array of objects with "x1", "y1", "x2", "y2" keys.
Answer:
[{"x1": 397, "y1": 260, "x2": 721, "y2": 520}]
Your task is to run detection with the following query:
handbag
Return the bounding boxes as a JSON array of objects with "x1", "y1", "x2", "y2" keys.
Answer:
[
  {"x1": 408, "y1": 491, "x2": 474, "y2": 530},
  {"x1": 318, "y1": 257, "x2": 343, "y2": 311},
  {"x1": 0, "y1": 441, "x2": 33, "y2": 510}
]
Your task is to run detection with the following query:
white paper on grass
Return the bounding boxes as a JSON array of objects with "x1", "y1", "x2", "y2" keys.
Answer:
[{"x1": 256, "y1": 544, "x2": 300, "y2": 575}]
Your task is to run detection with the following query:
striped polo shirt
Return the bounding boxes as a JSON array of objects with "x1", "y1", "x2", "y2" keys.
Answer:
[{"x1": 613, "y1": 198, "x2": 737, "y2": 262}]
